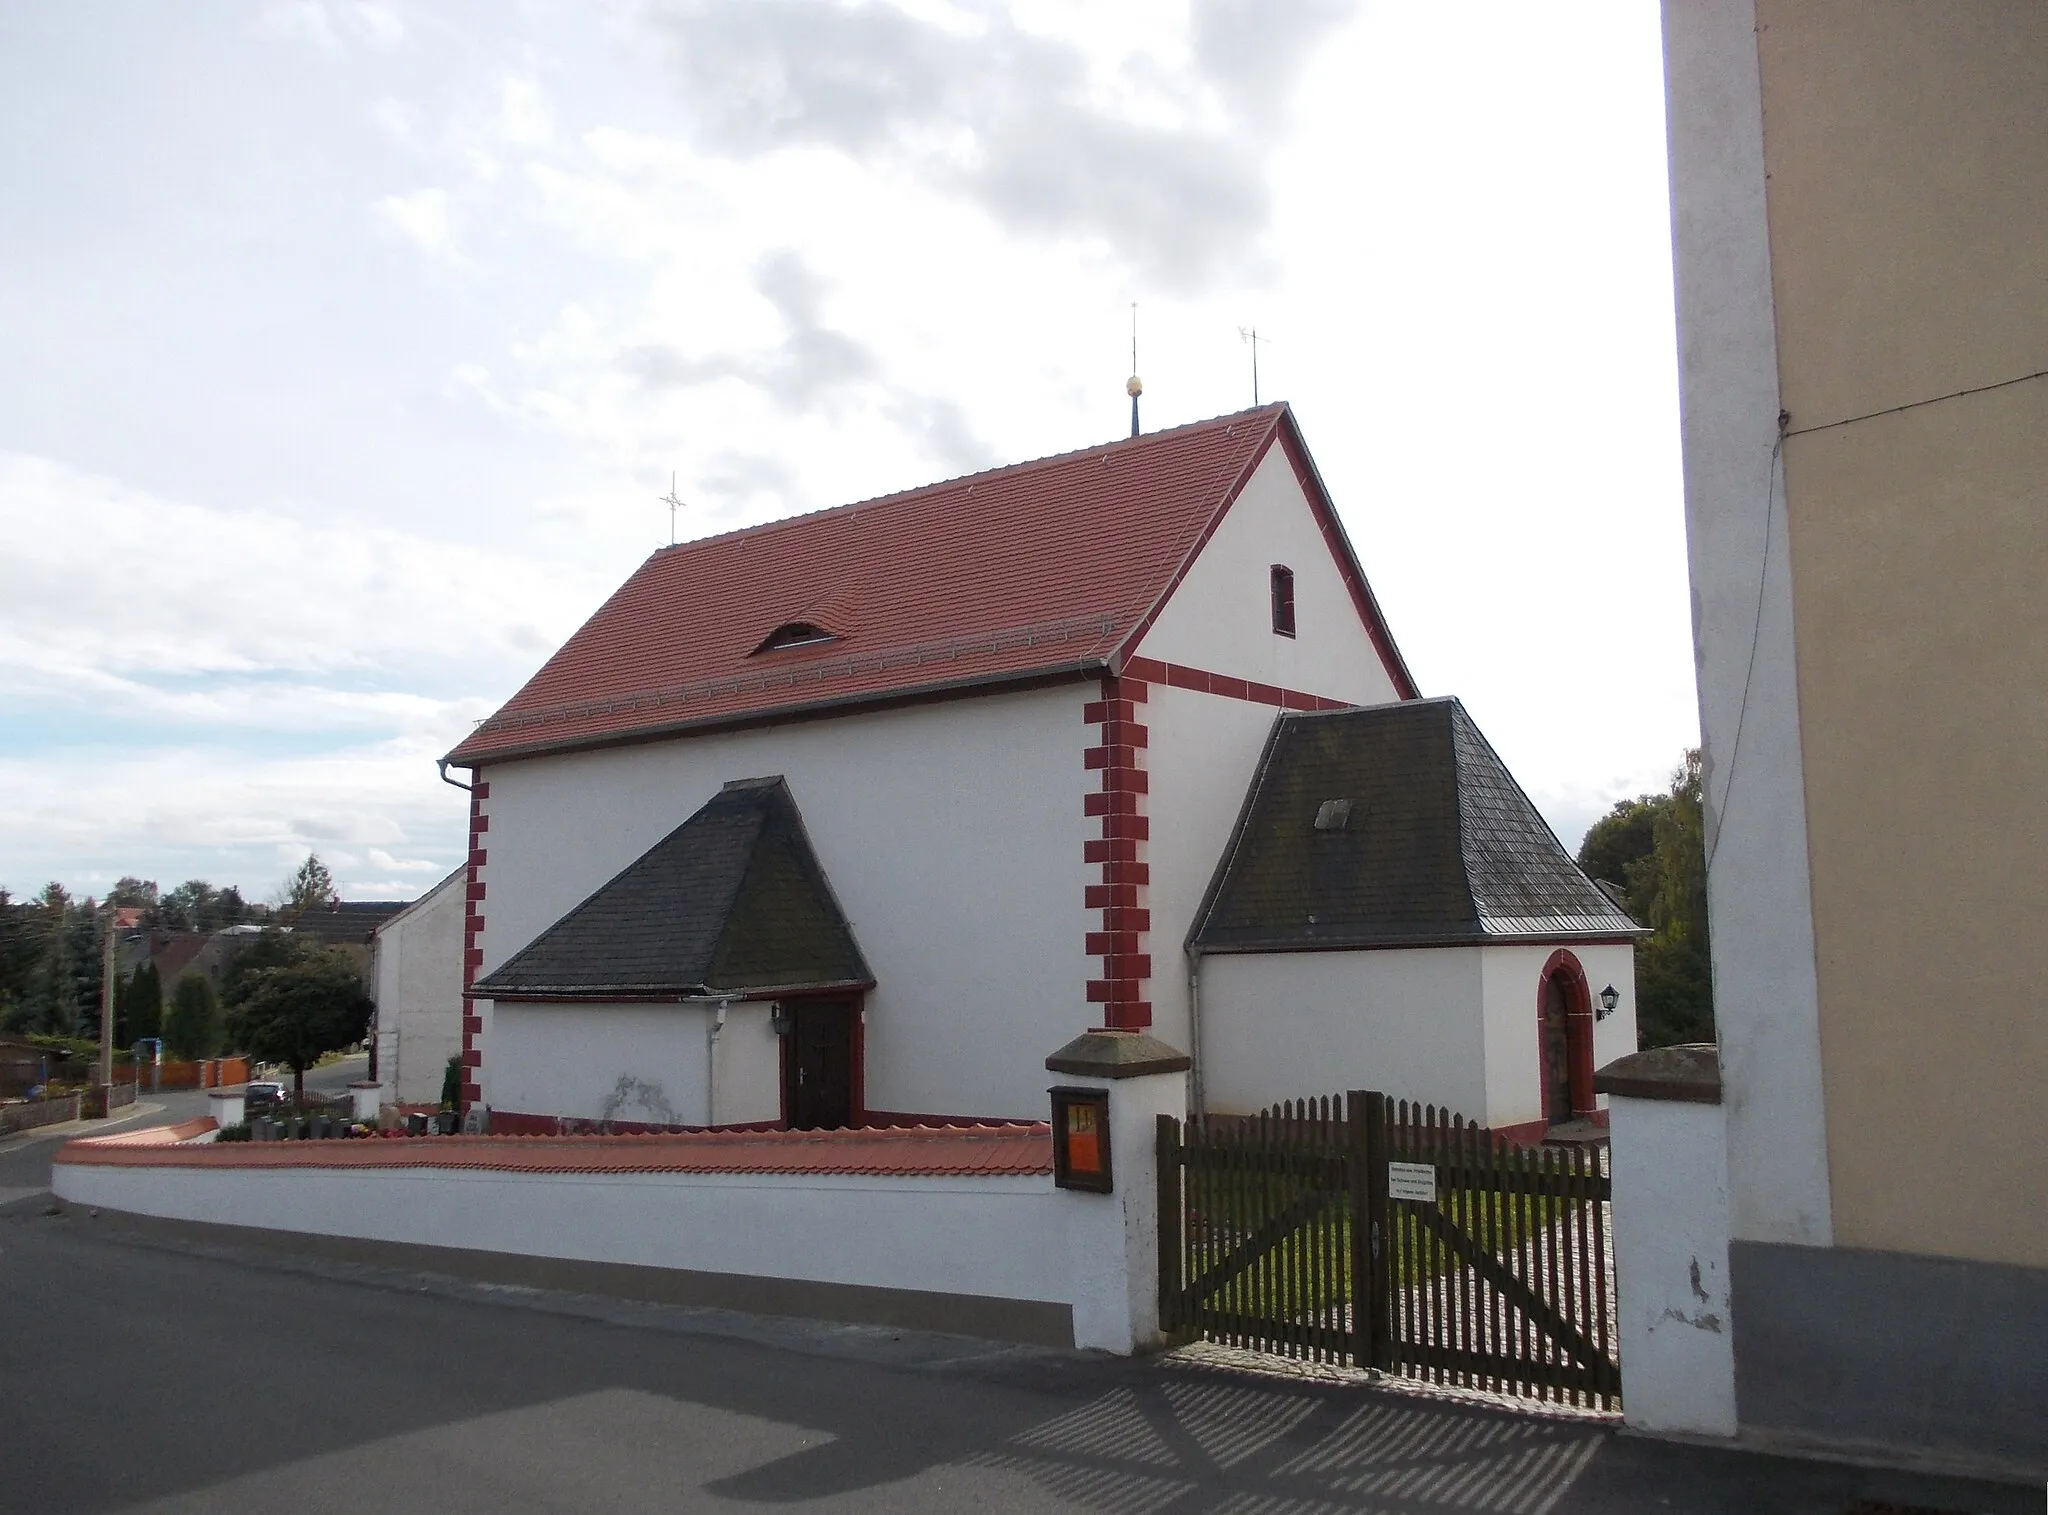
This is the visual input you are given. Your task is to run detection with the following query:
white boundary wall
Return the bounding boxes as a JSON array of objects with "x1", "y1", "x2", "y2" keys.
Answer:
[
  {"x1": 1609, "y1": 1092, "x2": 1738, "y2": 1437},
  {"x1": 56, "y1": 1160, "x2": 1069, "y2": 1310},
  {"x1": 56, "y1": 1057, "x2": 1191, "y2": 1355}
]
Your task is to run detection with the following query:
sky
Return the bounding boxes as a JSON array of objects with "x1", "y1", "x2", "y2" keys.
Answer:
[{"x1": 0, "y1": 0, "x2": 1695, "y2": 905}]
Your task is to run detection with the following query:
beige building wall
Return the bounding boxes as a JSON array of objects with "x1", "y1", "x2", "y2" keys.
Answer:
[{"x1": 1755, "y1": 1, "x2": 2048, "y2": 1267}]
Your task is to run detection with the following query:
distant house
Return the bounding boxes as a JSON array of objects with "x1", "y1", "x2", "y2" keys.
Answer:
[
  {"x1": 285, "y1": 900, "x2": 410, "y2": 981},
  {"x1": 134, "y1": 930, "x2": 249, "y2": 1001},
  {"x1": 1, "y1": 1036, "x2": 51, "y2": 1097},
  {"x1": 444, "y1": 405, "x2": 1636, "y2": 1134},
  {"x1": 1188, "y1": 698, "x2": 1640, "y2": 1138},
  {"x1": 368, "y1": 870, "x2": 465, "y2": 1106}
]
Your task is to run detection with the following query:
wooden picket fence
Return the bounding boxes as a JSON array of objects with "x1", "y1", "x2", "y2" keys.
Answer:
[{"x1": 1158, "y1": 1092, "x2": 1619, "y2": 1410}]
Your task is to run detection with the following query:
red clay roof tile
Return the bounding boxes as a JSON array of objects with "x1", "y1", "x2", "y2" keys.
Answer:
[{"x1": 447, "y1": 406, "x2": 1298, "y2": 766}]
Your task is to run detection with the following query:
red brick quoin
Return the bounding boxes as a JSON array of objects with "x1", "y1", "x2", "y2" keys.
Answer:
[{"x1": 1084, "y1": 675, "x2": 1152, "y2": 1028}]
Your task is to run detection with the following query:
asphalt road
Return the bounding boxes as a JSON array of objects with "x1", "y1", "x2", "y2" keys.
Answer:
[{"x1": 0, "y1": 1200, "x2": 2033, "y2": 1515}]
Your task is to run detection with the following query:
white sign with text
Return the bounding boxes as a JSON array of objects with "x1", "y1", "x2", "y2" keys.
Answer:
[{"x1": 1388, "y1": 1162, "x2": 1437, "y2": 1204}]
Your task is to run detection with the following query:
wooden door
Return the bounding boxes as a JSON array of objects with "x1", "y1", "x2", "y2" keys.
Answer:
[
  {"x1": 784, "y1": 999, "x2": 855, "y2": 1130},
  {"x1": 1542, "y1": 973, "x2": 1574, "y2": 1124}
]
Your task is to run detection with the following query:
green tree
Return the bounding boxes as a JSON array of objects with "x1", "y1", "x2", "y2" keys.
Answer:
[
  {"x1": 277, "y1": 855, "x2": 337, "y2": 922},
  {"x1": 163, "y1": 975, "x2": 223, "y2": 1060},
  {"x1": 124, "y1": 962, "x2": 163, "y2": 1044},
  {"x1": 155, "y1": 880, "x2": 254, "y2": 933},
  {"x1": 219, "y1": 928, "x2": 310, "y2": 1006},
  {"x1": 62, "y1": 901, "x2": 105, "y2": 1039},
  {"x1": 106, "y1": 877, "x2": 158, "y2": 909},
  {"x1": 225, "y1": 950, "x2": 372, "y2": 1102},
  {"x1": 11, "y1": 884, "x2": 85, "y2": 1037},
  {"x1": 1579, "y1": 750, "x2": 1715, "y2": 1049},
  {"x1": 1577, "y1": 797, "x2": 1662, "y2": 919},
  {"x1": 0, "y1": 888, "x2": 38, "y2": 1029}
]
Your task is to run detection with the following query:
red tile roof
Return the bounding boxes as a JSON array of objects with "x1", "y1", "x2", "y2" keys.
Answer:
[
  {"x1": 145, "y1": 934, "x2": 210, "y2": 985},
  {"x1": 448, "y1": 404, "x2": 1411, "y2": 767},
  {"x1": 57, "y1": 1121, "x2": 1055, "y2": 1177}
]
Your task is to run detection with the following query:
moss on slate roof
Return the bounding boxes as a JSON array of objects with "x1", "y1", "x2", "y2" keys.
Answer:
[{"x1": 1189, "y1": 698, "x2": 1642, "y2": 953}]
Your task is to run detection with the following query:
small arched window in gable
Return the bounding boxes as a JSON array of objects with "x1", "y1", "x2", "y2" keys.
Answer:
[
  {"x1": 1270, "y1": 564, "x2": 1296, "y2": 638},
  {"x1": 753, "y1": 621, "x2": 838, "y2": 654}
]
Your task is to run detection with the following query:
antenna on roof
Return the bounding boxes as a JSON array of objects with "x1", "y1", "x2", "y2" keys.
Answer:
[
  {"x1": 659, "y1": 472, "x2": 686, "y2": 546},
  {"x1": 1126, "y1": 303, "x2": 1143, "y2": 438},
  {"x1": 1238, "y1": 326, "x2": 1270, "y2": 407}
]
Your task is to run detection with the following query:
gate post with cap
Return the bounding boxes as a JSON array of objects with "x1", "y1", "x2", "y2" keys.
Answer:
[{"x1": 1046, "y1": 1029, "x2": 1190, "y2": 1354}]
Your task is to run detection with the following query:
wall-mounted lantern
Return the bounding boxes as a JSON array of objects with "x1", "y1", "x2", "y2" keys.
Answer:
[
  {"x1": 1050, "y1": 1086, "x2": 1113, "y2": 1193},
  {"x1": 1598, "y1": 984, "x2": 1620, "y2": 1021},
  {"x1": 769, "y1": 1005, "x2": 793, "y2": 1037}
]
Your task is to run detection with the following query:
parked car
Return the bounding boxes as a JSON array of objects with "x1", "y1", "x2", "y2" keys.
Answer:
[{"x1": 244, "y1": 1081, "x2": 287, "y2": 1112}]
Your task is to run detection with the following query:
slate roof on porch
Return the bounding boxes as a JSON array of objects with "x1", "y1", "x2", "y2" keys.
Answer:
[
  {"x1": 471, "y1": 776, "x2": 872, "y2": 1000},
  {"x1": 1189, "y1": 698, "x2": 1644, "y2": 953},
  {"x1": 445, "y1": 403, "x2": 1416, "y2": 767}
]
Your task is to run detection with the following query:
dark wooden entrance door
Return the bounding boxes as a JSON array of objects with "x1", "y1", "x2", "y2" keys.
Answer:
[
  {"x1": 1542, "y1": 973, "x2": 1574, "y2": 1125},
  {"x1": 784, "y1": 999, "x2": 856, "y2": 1130}
]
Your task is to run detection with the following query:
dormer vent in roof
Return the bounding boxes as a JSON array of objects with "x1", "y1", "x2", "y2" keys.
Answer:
[
  {"x1": 1313, "y1": 799, "x2": 1352, "y2": 832},
  {"x1": 753, "y1": 622, "x2": 837, "y2": 654}
]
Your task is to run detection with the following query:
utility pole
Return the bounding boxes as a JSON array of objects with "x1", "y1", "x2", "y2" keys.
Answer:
[{"x1": 97, "y1": 902, "x2": 117, "y2": 1106}]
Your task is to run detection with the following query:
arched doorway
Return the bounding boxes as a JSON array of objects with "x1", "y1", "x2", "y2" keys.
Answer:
[{"x1": 1537, "y1": 949, "x2": 1596, "y2": 1125}]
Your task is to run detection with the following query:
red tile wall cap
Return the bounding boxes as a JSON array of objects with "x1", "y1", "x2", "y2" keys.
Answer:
[
  {"x1": 55, "y1": 1121, "x2": 1056, "y2": 1177},
  {"x1": 445, "y1": 405, "x2": 1416, "y2": 768},
  {"x1": 69, "y1": 1117, "x2": 219, "y2": 1147}
]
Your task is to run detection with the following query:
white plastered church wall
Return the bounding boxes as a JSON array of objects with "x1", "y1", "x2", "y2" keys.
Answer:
[
  {"x1": 1135, "y1": 442, "x2": 1403, "y2": 703},
  {"x1": 489, "y1": 1001, "x2": 781, "y2": 1128},
  {"x1": 1199, "y1": 948, "x2": 1487, "y2": 1117},
  {"x1": 1479, "y1": 941, "x2": 1640, "y2": 1129},
  {"x1": 476, "y1": 683, "x2": 1093, "y2": 1123},
  {"x1": 1135, "y1": 437, "x2": 1407, "y2": 1093}
]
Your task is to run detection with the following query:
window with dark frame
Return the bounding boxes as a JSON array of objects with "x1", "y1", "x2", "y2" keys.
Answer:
[
  {"x1": 752, "y1": 621, "x2": 837, "y2": 654},
  {"x1": 1269, "y1": 564, "x2": 1296, "y2": 637}
]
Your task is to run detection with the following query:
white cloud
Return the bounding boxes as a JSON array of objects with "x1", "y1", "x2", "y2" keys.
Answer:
[
  {"x1": 374, "y1": 185, "x2": 466, "y2": 266},
  {"x1": 0, "y1": 453, "x2": 605, "y2": 690},
  {"x1": 259, "y1": 0, "x2": 406, "y2": 53},
  {"x1": 498, "y1": 75, "x2": 555, "y2": 147},
  {"x1": 349, "y1": 2, "x2": 407, "y2": 49},
  {"x1": 0, "y1": 735, "x2": 471, "y2": 903},
  {"x1": 369, "y1": 96, "x2": 423, "y2": 143},
  {"x1": 258, "y1": 1, "x2": 343, "y2": 54}
]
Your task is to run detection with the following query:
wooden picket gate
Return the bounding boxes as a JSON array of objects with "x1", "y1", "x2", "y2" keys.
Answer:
[{"x1": 1157, "y1": 1092, "x2": 1620, "y2": 1409}]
